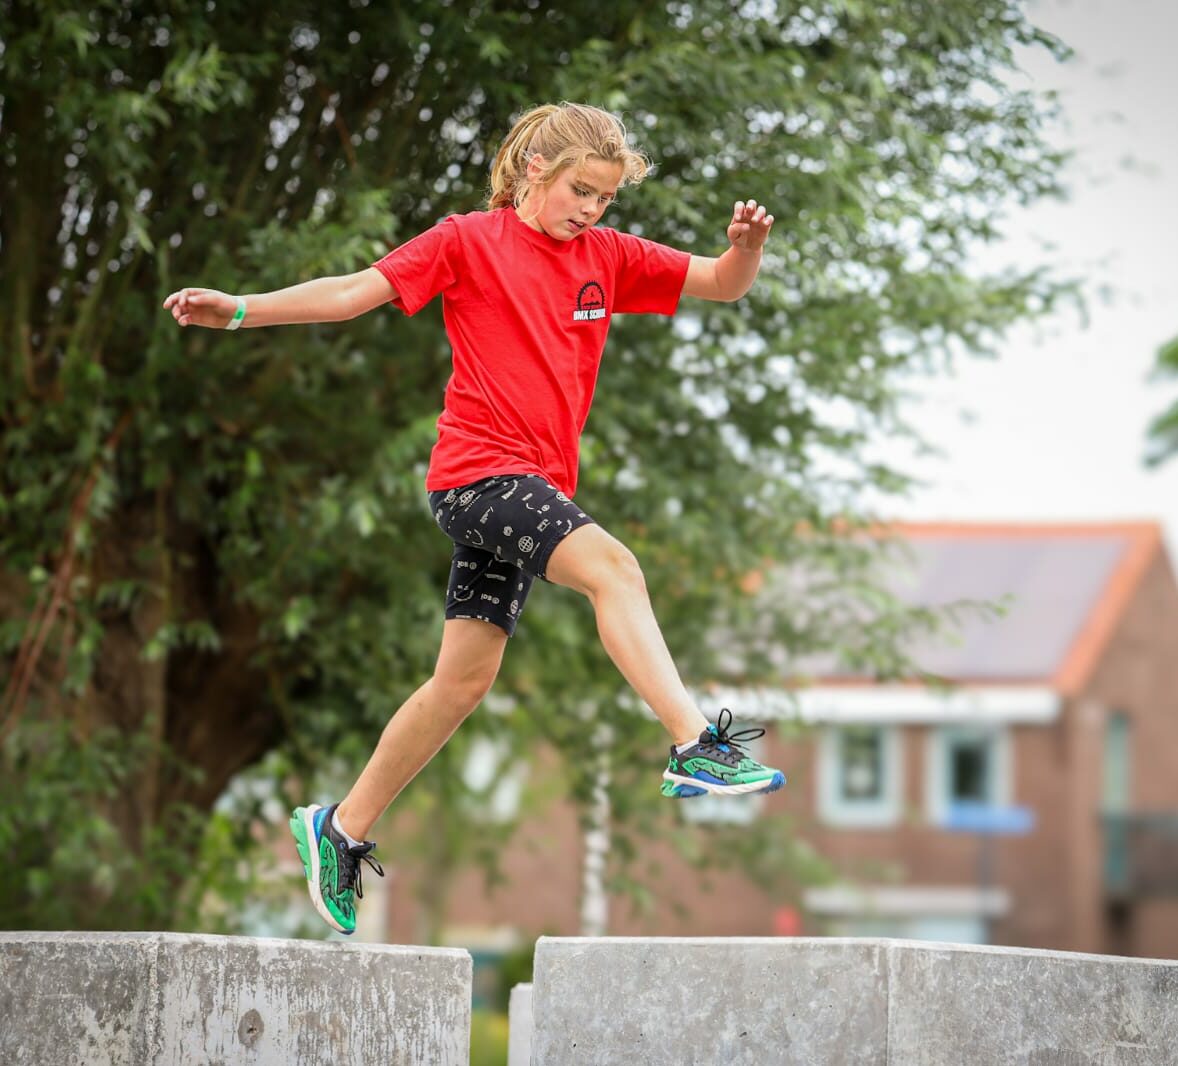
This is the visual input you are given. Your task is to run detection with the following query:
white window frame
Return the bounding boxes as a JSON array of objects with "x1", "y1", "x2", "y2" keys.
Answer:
[
  {"x1": 818, "y1": 724, "x2": 903, "y2": 828},
  {"x1": 924, "y1": 724, "x2": 1013, "y2": 827}
]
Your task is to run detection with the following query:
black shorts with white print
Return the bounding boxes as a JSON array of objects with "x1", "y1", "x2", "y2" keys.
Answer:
[{"x1": 428, "y1": 474, "x2": 596, "y2": 637}]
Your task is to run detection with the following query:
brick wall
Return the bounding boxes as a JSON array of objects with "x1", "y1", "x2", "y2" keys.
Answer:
[{"x1": 381, "y1": 552, "x2": 1178, "y2": 959}]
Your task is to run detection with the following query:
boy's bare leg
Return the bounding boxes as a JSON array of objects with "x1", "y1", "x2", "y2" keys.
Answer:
[
  {"x1": 335, "y1": 618, "x2": 508, "y2": 841},
  {"x1": 545, "y1": 524, "x2": 709, "y2": 746}
]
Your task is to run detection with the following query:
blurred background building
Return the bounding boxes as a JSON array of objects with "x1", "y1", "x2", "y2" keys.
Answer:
[{"x1": 322, "y1": 520, "x2": 1178, "y2": 971}]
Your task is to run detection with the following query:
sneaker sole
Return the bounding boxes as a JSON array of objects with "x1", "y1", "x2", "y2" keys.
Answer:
[
  {"x1": 289, "y1": 804, "x2": 351, "y2": 935},
  {"x1": 661, "y1": 770, "x2": 786, "y2": 797}
]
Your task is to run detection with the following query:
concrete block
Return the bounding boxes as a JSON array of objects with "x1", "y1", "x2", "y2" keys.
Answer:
[
  {"x1": 531, "y1": 937, "x2": 889, "y2": 1065},
  {"x1": 887, "y1": 939, "x2": 1178, "y2": 1065},
  {"x1": 0, "y1": 931, "x2": 471, "y2": 1066},
  {"x1": 531, "y1": 937, "x2": 1178, "y2": 1066},
  {"x1": 508, "y1": 982, "x2": 533, "y2": 1066}
]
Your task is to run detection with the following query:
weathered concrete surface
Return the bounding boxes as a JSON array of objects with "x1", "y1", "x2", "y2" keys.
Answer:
[
  {"x1": 508, "y1": 982, "x2": 533, "y2": 1066},
  {"x1": 531, "y1": 937, "x2": 890, "y2": 1065},
  {"x1": 531, "y1": 937, "x2": 1178, "y2": 1066},
  {"x1": 888, "y1": 940, "x2": 1178, "y2": 1065},
  {"x1": 0, "y1": 931, "x2": 471, "y2": 1066}
]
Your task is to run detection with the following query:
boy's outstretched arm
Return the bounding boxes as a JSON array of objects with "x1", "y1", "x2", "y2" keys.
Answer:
[
  {"x1": 681, "y1": 199, "x2": 774, "y2": 303},
  {"x1": 162, "y1": 267, "x2": 395, "y2": 329}
]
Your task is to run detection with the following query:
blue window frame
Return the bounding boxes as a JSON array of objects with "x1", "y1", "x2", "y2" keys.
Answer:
[{"x1": 926, "y1": 726, "x2": 1011, "y2": 824}]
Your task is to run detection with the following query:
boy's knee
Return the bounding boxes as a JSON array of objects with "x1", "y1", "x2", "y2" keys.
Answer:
[
  {"x1": 435, "y1": 659, "x2": 500, "y2": 715},
  {"x1": 547, "y1": 526, "x2": 646, "y2": 599},
  {"x1": 594, "y1": 538, "x2": 646, "y2": 596}
]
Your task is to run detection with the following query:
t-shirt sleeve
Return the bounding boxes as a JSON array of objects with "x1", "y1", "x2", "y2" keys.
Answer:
[
  {"x1": 610, "y1": 230, "x2": 691, "y2": 316},
  {"x1": 372, "y1": 217, "x2": 462, "y2": 315}
]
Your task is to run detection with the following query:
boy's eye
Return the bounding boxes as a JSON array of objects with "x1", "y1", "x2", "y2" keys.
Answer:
[{"x1": 573, "y1": 184, "x2": 614, "y2": 206}]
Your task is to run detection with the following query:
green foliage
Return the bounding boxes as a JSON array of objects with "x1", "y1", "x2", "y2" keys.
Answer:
[
  {"x1": 469, "y1": 1009, "x2": 510, "y2": 1066},
  {"x1": 1145, "y1": 335, "x2": 1178, "y2": 467},
  {"x1": 0, "y1": 718, "x2": 263, "y2": 930},
  {"x1": 496, "y1": 942, "x2": 536, "y2": 1009},
  {"x1": 1, "y1": 0, "x2": 1070, "y2": 930}
]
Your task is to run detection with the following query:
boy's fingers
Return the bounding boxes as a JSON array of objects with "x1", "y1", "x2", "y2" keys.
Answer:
[{"x1": 728, "y1": 199, "x2": 774, "y2": 246}]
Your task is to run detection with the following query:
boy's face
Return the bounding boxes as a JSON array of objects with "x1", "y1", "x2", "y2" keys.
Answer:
[{"x1": 522, "y1": 157, "x2": 623, "y2": 240}]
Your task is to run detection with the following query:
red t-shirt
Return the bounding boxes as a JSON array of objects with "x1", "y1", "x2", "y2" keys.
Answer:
[{"x1": 372, "y1": 207, "x2": 690, "y2": 497}]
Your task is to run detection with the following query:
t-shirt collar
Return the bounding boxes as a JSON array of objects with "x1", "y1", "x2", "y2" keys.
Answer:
[{"x1": 505, "y1": 205, "x2": 578, "y2": 252}]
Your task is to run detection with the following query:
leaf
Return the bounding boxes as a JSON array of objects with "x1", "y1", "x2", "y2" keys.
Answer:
[{"x1": 281, "y1": 597, "x2": 315, "y2": 640}]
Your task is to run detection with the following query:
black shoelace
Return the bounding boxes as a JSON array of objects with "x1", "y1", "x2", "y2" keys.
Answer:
[
  {"x1": 698, "y1": 708, "x2": 765, "y2": 766},
  {"x1": 339, "y1": 842, "x2": 385, "y2": 899}
]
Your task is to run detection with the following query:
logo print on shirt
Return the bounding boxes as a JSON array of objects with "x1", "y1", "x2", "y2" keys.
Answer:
[{"x1": 573, "y1": 281, "x2": 607, "y2": 322}]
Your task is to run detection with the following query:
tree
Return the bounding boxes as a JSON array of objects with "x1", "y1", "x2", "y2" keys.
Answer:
[
  {"x1": 0, "y1": 0, "x2": 1070, "y2": 929},
  {"x1": 1145, "y1": 335, "x2": 1178, "y2": 467}
]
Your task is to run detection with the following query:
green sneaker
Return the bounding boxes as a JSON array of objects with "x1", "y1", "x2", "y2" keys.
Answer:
[
  {"x1": 289, "y1": 803, "x2": 384, "y2": 934},
  {"x1": 661, "y1": 709, "x2": 787, "y2": 798}
]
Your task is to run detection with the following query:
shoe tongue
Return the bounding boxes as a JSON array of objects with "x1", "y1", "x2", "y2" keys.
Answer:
[{"x1": 705, "y1": 723, "x2": 733, "y2": 753}]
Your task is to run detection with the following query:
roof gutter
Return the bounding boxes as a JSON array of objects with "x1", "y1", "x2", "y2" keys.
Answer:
[{"x1": 692, "y1": 684, "x2": 1062, "y2": 725}]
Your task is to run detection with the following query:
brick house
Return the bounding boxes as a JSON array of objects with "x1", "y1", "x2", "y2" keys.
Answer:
[{"x1": 368, "y1": 521, "x2": 1178, "y2": 961}]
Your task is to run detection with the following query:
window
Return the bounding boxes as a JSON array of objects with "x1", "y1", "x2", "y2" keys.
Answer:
[
  {"x1": 926, "y1": 726, "x2": 1011, "y2": 824},
  {"x1": 805, "y1": 884, "x2": 1005, "y2": 946},
  {"x1": 833, "y1": 915, "x2": 987, "y2": 944},
  {"x1": 840, "y1": 727, "x2": 886, "y2": 802},
  {"x1": 462, "y1": 736, "x2": 527, "y2": 823},
  {"x1": 818, "y1": 725, "x2": 902, "y2": 827},
  {"x1": 947, "y1": 732, "x2": 992, "y2": 804},
  {"x1": 1102, "y1": 711, "x2": 1131, "y2": 814}
]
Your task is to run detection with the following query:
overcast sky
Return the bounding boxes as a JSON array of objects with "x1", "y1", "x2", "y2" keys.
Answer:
[{"x1": 867, "y1": 0, "x2": 1178, "y2": 556}]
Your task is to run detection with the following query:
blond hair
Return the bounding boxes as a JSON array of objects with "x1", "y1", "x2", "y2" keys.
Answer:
[{"x1": 487, "y1": 102, "x2": 652, "y2": 213}]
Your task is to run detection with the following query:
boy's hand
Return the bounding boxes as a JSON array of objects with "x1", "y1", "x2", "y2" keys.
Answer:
[
  {"x1": 163, "y1": 287, "x2": 237, "y2": 328},
  {"x1": 727, "y1": 199, "x2": 774, "y2": 252}
]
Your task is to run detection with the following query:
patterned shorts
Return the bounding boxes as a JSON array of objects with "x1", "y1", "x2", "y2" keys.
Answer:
[{"x1": 428, "y1": 474, "x2": 597, "y2": 636}]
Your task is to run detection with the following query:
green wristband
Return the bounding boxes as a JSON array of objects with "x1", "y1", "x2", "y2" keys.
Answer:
[{"x1": 225, "y1": 296, "x2": 247, "y2": 331}]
